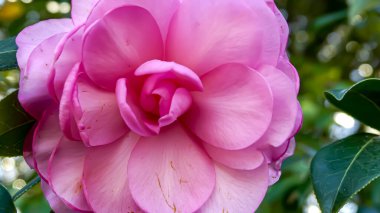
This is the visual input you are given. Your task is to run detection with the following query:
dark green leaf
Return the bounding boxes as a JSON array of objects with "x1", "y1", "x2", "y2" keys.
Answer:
[
  {"x1": 325, "y1": 78, "x2": 380, "y2": 130},
  {"x1": 0, "y1": 37, "x2": 18, "y2": 71},
  {"x1": 0, "y1": 91, "x2": 35, "y2": 156},
  {"x1": 311, "y1": 134, "x2": 380, "y2": 213},
  {"x1": 0, "y1": 184, "x2": 16, "y2": 213}
]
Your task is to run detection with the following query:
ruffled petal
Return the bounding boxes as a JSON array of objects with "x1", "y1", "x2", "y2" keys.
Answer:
[
  {"x1": 74, "y1": 72, "x2": 129, "y2": 146},
  {"x1": 48, "y1": 138, "x2": 91, "y2": 212},
  {"x1": 184, "y1": 64, "x2": 273, "y2": 150},
  {"x1": 16, "y1": 19, "x2": 74, "y2": 72},
  {"x1": 82, "y1": 6, "x2": 163, "y2": 89},
  {"x1": 166, "y1": 0, "x2": 281, "y2": 76},
  {"x1": 85, "y1": 0, "x2": 180, "y2": 39},
  {"x1": 71, "y1": 0, "x2": 99, "y2": 25},
  {"x1": 83, "y1": 133, "x2": 141, "y2": 212},
  {"x1": 41, "y1": 180, "x2": 73, "y2": 213},
  {"x1": 128, "y1": 124, "x2": 215, "y2": 213},
  {"x1": 203, "y1": 143, "x2": 265, "y2": 171},
  {"x1": 258, "y1": 65, "x2": 298, "y2": 147},
  {"x1": 277, "y1": 56, "x2": 300, "y2": 94},
  {"x1": 50, "y1": 26, "x2": 84, "y2": 100},
  {"x1": 19, "y1": 33, "x2": 65, "y2": 118},
  {"x1": 116, "y1": 78, "x2": 159, "y2": 136},
  {"x1": 199, "y1": 163, "x2": 269, "y2": 212},
  {"x1": 32, "y1": 107, "x2": 61, "y2": 181}
]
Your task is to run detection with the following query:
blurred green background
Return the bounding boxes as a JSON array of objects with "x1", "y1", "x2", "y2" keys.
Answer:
[{"x1": 1, "y1": 0, "x2": 380, "y2": 212}]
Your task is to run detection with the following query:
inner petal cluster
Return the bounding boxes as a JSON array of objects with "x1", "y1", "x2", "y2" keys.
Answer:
[{"x1": 116, "y1": 60, "x2": 203, "y2": 136}]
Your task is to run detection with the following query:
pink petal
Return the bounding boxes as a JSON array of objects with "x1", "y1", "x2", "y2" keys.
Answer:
[
  {"x1": 203, "y1": 143, "x2": 265, "y2": 171},
  {"x1": 184, "y1": 64, "x2": 273, "y2": 150},
  {"x1": 71, "y1": 0, "x2": 99, "y2": 25},
  {"x1": 264, "y1": 0, "x2": 289, "y2": 56},
  {"x1": 48, "y1": 138, "x2": 91, "y2": 212},
  {"x1": 59, "y1": 63, "x2": 81, "y2": 141},
  {"x1": 158, "y1": 88, "x2": 192, "y2": 127},
  {"x1": 135, "y1": 60, "x2": 203, "y2": 91},
  {"x1": 16, "y1": 19, "x2": 74, "y2": 72},
  {"x1": 277, "y1": 56, "x2": 300, "y2": 94},
  {"x1": 258, "y1": 65, "x2": 298, "y2": 147},
  {"x1": 86, "y1": 0, "x2": 180, "y2": 39},
  {"x1": 166, "y1": 0, "x2": 281, "y2": 76},
  {"x1": 116, "y1": 78, "x2": 159, "y2": 136},
  {"x1": 199, "y1": 163, "x2": 269, "y2": 212},
  {"x1": 74, "y1": 72, "x2": 129, "y2": 146},
  {"x1": 50, "y1": 26, "x2": 85, "y2": 100},
  {"x1": 32, "y1": 107, "x2": 62, "y2": 182},
  {"x1": 82, "y1": 6, "x2": 163, "y2": 89},
  {"x1": 83, "y1": 133, "x2": 141, "y2": 212},
  {"x1": 41, "y1": 180, "x2": 73, "y2": 213},
  {"x1": 128, "y1": 124, "x2": 216, "y2": 213},
  {"x1": 18, "y1": 33, "x2": 65, "y2": 118}
]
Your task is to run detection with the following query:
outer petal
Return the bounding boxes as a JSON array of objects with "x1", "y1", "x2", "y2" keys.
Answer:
[
  {"x1": 166, "y1": 0, "x2": 281, "y2": 76},
  {"x1": 183, "y1": 64, "x2": 273, "y2": 150},
  {"x1": 16, "y1": 19, "x2": 74, "y2": 72},
  {"x1": 50, "y1": 26, "x2": 85, "y2": 100},
  {"x1": 277, "y1": 56, "x2": 300, "y2": 94},
  {"x1": 86, "y1": 0, "x2": 180, "y2": 39},
  {"x1": 83, "y1": 133, "x2": 141, "y2": 213},
  {"x1": 33, "y1": 107, "x2": 61, "y2": 181},
  {"x1": 203, "y1": 143, "x2": 265, "y2": 171},
  {"x1": 71, "y1": 0, "x2": 99, "y2": 25},
  {"x1": 128, "y1": 124, "x2": 216, "y2": 213},
  {"x1": 41, "y1": 180, "x2": 73, "y2": 213},
  {"x1": 19, "y1": 33, "x2": 65, "y2": 118},
  {"x1": 82, "y1": 6, "x2": 163, "y2": 89},
  {"x1": 258, "y1": 65, "x2": 298, "y2": 147},
  {"x1": 199, "y1": 163, "x2": 269, "y2": 212},
  {"x1": 48, "y1": 138, "x2": 91, "y2": 212}
]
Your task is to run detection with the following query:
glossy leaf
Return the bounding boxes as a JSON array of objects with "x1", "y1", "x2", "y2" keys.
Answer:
[
  {"x1": 0, "y1": 37, "x2": 18, "y2": 71},
  {"x1": 325, "y1": 78, "x2": 380, "y2": 130},
  {"x1": 0, "y1": 91, "x2": 35, "y2": 156},
  {"x1": 0, "y1": 184, "x2": 16, "y2": 213},
  {"x1": 311, "y1": 134, "x2": 380, "y2": 213}
]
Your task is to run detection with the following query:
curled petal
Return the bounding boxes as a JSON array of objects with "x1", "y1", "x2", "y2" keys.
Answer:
[{"x1": 41, "y1": 180, "x2": 73, "y2": 213}]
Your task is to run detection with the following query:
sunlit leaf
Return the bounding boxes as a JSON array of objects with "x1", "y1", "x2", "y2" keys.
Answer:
[
  {"x1": 311, "y1": 134, "x2": 380, "y2": 213},
  {"x1": 325, "y1": 78, "x2": 380, "y2": 131}
]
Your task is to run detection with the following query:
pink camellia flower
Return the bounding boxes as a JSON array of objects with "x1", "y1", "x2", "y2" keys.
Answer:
[{"x1": 17, "y1": 0, "x2": 302, "y2": 212}]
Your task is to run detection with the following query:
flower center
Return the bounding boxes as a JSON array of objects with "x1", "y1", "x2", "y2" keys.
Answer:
[{"x1": 116, "y1": 60, "x2": 203, "y2": 136}]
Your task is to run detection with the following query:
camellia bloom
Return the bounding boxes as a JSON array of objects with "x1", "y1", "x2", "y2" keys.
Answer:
[{"x1": 17, "y1": 0, "x2": 302, "y2": 212}]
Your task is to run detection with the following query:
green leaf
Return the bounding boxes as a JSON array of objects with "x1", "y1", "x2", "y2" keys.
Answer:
[
  {"x1": 0, "y1": 91, "x2": 35, "y2": 156},
  {"x1": 325, "y1": 78, "x2": 380, "y2": 131},
  {"x1": 311, "y1": 134, "x2": 380, "y2": 213},
  {"x1": 0, "y1": 37, "x2": 18, "y2": 71},
  {"x1": 0, "y1": 184, "x2": 16, "y2": 213}
]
